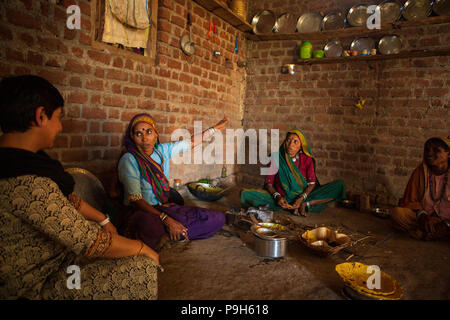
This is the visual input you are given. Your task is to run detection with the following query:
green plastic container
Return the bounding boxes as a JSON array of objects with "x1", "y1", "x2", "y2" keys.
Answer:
[
  {"x1": 313, "y1": 50, "x2": 324, "y2": 58},
  {"x1": 300, "y1": 41, "x2": 313, "y2": 59}
]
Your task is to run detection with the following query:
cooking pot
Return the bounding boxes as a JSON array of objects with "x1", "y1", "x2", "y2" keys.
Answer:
[{"x1": 253, "y1": 235, "x2": 287, "y2": 258}]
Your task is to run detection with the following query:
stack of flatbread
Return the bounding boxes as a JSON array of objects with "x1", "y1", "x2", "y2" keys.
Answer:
[{"x1": 335, "y1": 262, "x2": 403, "y2": 300}]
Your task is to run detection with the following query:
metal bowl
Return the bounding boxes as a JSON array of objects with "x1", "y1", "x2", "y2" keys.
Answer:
[
  {"x1": 378, "y1": 0, "x2": 403, "y2": 24},
  {"x1": 372, "y1": 207, "x2": 390, "y2": 218},
  {"x1": 321, "y1": 12, "x2": 346, "y2": 30},
  {"x1": 296, "y1": 12, "x2": 323, "y2": 33},
  {"x1": 378, "y1": 35, "x2": 402, "y2": 55},
  {"x1": 251, "y1": 10, "x2": 276, "y2": 34},
  {"x1": 187, "y1": 182, "x2": 225, "y2": 202},
  {"x1": 433, "y1": 0, "x2": 450, "y2": 16},
  {"x1": 273, "y1": 12, "x2": 298, "y2": 33},
  {"x1": 324, "y1": 40, "x2": 343, "y2": 57},
  {"x1": 347, "y1": 4, "x2": 371, "y2": 27},
  {"x1": 402, "y1": 0, "x2": 432, "y2": 20}
]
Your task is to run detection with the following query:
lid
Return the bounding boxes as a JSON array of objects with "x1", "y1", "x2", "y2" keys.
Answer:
[
  {"x1": 347, "y1": 4, "x2": 370, "y2": 27},
  {"x1": 296, "y1": 12, "x2": 323, "y2": 33}
]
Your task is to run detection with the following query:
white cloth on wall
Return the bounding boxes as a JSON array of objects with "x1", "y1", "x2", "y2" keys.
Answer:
[{"x1": 102, "y1": 0, "x2": 150, "y2": 48}]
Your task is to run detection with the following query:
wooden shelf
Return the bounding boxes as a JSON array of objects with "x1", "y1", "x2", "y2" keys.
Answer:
[
  {"x1": 246, "y1": 15, "x2": 450, "y2": 41},
  {"x1": 193, "y1": 0, "x2": 252, "y2": 32},
  {"x1": 294, "y1": 47, "x2": 450, "y2": 65}
]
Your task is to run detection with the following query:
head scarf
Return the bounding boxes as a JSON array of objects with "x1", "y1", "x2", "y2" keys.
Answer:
[
  {"x1": 124, "y1": 113, "x2": 170, "y2": 204},
  {"x1": 276, "y1": 129, "x2": 313, "y2": 201},
  {"x1": 286, "y1": 129, "x2": 312, "y2": 157}
]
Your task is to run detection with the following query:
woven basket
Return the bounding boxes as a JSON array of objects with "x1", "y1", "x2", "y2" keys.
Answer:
[{"x1": 230, "y1": 0, "x2": 248, "y2": 20}]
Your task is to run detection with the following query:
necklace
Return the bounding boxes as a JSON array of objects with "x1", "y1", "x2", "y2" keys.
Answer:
[{"x1": 428, "y1": 170, "x2": 448, "y2": 202}]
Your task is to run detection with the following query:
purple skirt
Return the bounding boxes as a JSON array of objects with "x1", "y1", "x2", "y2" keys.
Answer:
[{"x1": 118, "y1": 204, "x2": 225, "y2": 251}]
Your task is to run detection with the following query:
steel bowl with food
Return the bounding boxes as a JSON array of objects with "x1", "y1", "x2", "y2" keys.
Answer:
[{"x1": 187, "y1": 182, "x2": 225, "y2": 202}]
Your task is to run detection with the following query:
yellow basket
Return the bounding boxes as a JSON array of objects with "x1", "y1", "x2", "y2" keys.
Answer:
[{"x1": 230, "y1": 0, "x2": 248, "y2": 20}]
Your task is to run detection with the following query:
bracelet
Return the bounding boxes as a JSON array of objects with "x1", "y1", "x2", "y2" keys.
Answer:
[
  {"x1": 160, "y1": 213, "x2": 168, "y2": 222},
  {"x1": 272, "y1": 192, "x2": 281, "y2": 200},
  {"x1": 306, "y1": 202, "x2": 311, "y2": 209},
  {"x1": 99, "y1": 215, "x2": 110, "y2": 227},
  {"x1": 137, "y1": 240, "x2": 144, "y2": 256},
  {"x1": 302, "y1": 193, "x2": 308, "y2": 201}
]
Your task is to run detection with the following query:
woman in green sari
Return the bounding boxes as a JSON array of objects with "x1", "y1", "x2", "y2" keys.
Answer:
[{"x1": 241, "y1": 129, "x2": 346, "y2": 216}]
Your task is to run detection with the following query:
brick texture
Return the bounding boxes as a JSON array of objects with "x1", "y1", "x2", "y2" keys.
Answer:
[
  {"x1": 0, "y1": 0, "x2": 247, "y2": 190},
  {"x1": 242, "y1": 0, "x2": 450, "y2": 205}
]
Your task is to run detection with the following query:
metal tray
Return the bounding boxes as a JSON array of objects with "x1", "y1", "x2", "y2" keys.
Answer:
[
  {"x1": 273, "y1": 12, "x2": 298, "y2": 33},
  {"x1": 324, "y1": 40, "x2": 343, "y2": 57},
  {"x1": 378, "y1": 35, "x2": 402, "y2": 55},
  {"x1": 378, "y1": 0, "x2": 403, "y2": 24},
  {"x1": 347, "y1": 4, "x2": 370, "y2": 27},
  {"x1": 296, "y1": 12, "x2": 323, "y2": 33},
  {"x1": 251, "y1": 10, "x2": 276, "y2": 34},
  {"x1": 321, "y1": 12, "x2": 346, "y2": 30},
  {"x1": 402, "y1": 0, "x2": 432, "y2": 20},
  {"x1": 433, "y1": 0, "x2": 450, "y2": 16},
  {"x1": 350, "y1": 37, "x2": 376, "y2": 54}
]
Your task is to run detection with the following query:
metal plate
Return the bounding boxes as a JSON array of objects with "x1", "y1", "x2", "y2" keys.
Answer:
[
  {"x1": 324, "y1": 40, "x2": 343, "y2": 57},
  {"x1": 347, "y1": 4, "x2": 370, "y2": 27},
  {"x1": 433, "y1": 0, "x2": 450, "y2": 16},
  {"x1": 402, "y1": 0, "x2": 432, "y2": 20},
  {"x1": 321, "y1": 12, "x2": 346, "y2": 30},
  {"x1": 296, "y1": 12, "x2": 323, "y2": 33},
  {"x1": 251, "y1": 10, "x2": 276, "y2": 34},
  {"x1": 251, "y1": 224, "x2": 287, "y2": 240},
  {"x1": 350, "y1": 37, "x2": 376, "y2": 54},
  {"x1": 378, "y1": 0, "x2": 403, "y2": 24},
  {"x1": 378, "y1": 35, "x2": 402, "y2": 55},
  {"x1": 273, "y1": 12, "x2": 298, "y2": 33}
]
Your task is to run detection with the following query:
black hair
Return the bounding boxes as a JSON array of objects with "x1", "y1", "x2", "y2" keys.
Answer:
[
  {"x1": 0, "y1": 75, "x2": 64, "y2": 133},
  {"x1": 425, "y1": 137, "x2": 450, "y2": 153}
]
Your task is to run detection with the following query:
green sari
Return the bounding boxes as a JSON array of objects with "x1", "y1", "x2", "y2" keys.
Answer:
[{"x1": 240, "y1": 129, "x2": 346, "y2": 213}]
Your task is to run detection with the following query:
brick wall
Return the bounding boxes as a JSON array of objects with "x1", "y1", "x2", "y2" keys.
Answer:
[
  {"x1": 241, "y1": 0, "x2": 449, "y2": 205},
  {"x1": 0, "y1": 0, "x2": 247, "y2": 190}
]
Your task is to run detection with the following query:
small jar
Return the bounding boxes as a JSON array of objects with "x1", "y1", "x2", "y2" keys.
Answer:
[{"x1": 174, "y1": 179, "x2": 182, "y2": 189}]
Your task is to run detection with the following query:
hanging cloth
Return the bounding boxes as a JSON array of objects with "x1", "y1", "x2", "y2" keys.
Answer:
[{"x1": 102, "y1": 0, "x2": 151, "y2": 48}]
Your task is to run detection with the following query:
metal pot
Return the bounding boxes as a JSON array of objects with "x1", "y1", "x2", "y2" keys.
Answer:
[{"x1": 253, "y1": 235, "x2": 287, "y2": 258}]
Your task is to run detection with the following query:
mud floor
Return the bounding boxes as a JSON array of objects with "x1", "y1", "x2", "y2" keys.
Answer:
[{"x1": 157, "y1": 185, "x2": 450, "y2": 300}]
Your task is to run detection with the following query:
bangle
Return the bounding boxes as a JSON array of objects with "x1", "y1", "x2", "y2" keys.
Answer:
[
  {"x1": 160, "y1": 213, "x2": 168, "y2": 222},
  {"x1": 272, "y1": 192, "x2": 281, "y2": 200},
  {"x1": 99, "y1": 216, "x2": 110, "y2": 227},
  {"x1": 137, "y1": 240, "x2": 144, "y2": 256},
  {"x1": 306, "y1": 202, "x2": 311, "y2": 209},
  {"x1": 302, "y1": 193, "x2": 308, "y2": 200}
]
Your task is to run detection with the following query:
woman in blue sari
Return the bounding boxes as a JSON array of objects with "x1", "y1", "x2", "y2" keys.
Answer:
[
  {"x1": 241, "y1": 129, "x2": 346, "y2": 216},
  {"x1": 116, "y1": 113, "x2": 227, "y2": 251}
]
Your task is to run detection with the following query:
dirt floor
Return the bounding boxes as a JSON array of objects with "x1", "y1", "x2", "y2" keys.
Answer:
[{"x1": 157, "y1": 184, "x2": 450, "y2": 300}]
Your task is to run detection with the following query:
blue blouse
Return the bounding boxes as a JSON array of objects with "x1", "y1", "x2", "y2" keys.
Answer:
[{"x1": 118, "y1": 141, "x2": 190, "y2": 206}]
